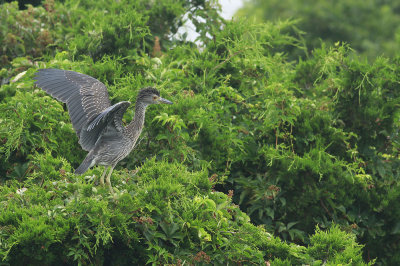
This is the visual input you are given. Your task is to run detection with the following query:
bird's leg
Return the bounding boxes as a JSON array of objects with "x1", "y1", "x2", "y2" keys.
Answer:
[
  {"x1": 99, "y1": 166, "x2": 109, "y2": 186},
  {"x1": 105, "y1": 166, "x2": 115, "y2": 194}
]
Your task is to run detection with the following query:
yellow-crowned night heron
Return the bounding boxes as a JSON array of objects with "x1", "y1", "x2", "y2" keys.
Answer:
[{"x1": 34, "y1": 69, "x2": 173, "y2": 193}]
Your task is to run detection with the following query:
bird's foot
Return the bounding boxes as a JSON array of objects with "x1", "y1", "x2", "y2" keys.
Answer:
[
  {"x1": 105, "y1": 178, "x2": 114, "y2": 195},
  {"x1": 108, "y1": 184, "x2": 114, "y2": 195},
  {"x1": 130, "y1": 168, "x2": 140, "y2": 176}
]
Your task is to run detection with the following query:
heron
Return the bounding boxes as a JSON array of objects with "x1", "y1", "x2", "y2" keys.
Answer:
[{"x1": 34, "y1": 69, "x2": 173, "y2": 194}]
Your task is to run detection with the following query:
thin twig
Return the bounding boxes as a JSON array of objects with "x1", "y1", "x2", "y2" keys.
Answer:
[
  {"x1": 212, "y1": 49, "x2": 245, "y2": 71},
  {"x1": 320, "y1": 198, "x2": 333, "y2": 218}
]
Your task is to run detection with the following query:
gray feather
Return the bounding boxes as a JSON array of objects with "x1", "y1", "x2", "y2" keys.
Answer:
[
  {"x1": 78, "y1": 101, "x2": 130, "y2": 150},
  {"x1": 34, "y1": 68, "x2": 112, "y2": 149}
]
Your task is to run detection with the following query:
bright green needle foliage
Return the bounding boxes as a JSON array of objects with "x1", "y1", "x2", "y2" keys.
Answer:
[
  {"x1": 0, "y1": 2, "x2": 64, "y2": 68},
  {"x1": 0, "y1": 158, "x2": 370, "y2": 265},
  {"x1": 307, "y1": 225, "x2": 369, "y2": 265},
  {"x1": 1, "y1": 0, "x2": 399, "y2": 264},
  {"x1": 0, "y1": 68, "x2": 80, "y2": 178}
]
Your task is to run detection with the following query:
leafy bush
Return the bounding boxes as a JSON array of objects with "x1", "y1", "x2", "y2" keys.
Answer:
[
  {"x1": 1, "y1": 158, "x2": 370, "y2": 265},
  {"x1": 131, "y1": 20, "x2": 399, "y2": 263},
  {"x1": 307, "y1": 225, "x2": 368, "y2": 265},
  {"x1": 0, "y1": 0, "x2": 223, "y2": 70},
  {"x1": 238, "y1": 0, "x2": 400, "y2": 59},
  {"x1": 0, "y1": 1, "x2": 66, "y2": 68},
  {"x1": 2, "y1": 0, "x2": 398, "y2": 264}
]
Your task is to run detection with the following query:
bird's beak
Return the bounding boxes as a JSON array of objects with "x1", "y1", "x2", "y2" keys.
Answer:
[{"x1": 158, "y1": 97, "x2": 173, "y2": 104}]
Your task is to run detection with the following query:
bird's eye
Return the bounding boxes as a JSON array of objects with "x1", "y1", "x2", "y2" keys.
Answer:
[{"x1": 153, "y1": 95, "x2": 158, "y2": 100}]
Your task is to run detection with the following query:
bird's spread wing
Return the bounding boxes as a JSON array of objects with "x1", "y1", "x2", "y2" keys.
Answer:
[
  {"x1": 79, "y1": 101, "x2": 131, "y2": 150},
  {"x1": 34, "y1": 68, "x2": 116, "y2": 150}
]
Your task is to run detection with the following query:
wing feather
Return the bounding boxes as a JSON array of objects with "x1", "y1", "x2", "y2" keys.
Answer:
[
  {"x1": 79, "y1": 101, "x2": 131, "y2": 150},
  {"x1": 51, "y1": 83, "x2": 73, "y2": 96},
  {"x1": 34, "y1": 68, "x2": 113, "y2": 151}
]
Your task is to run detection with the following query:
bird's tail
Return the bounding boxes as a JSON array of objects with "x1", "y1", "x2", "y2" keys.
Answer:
[{"x1": 75, "y1": 153, "x2": 95, "y2": 175}]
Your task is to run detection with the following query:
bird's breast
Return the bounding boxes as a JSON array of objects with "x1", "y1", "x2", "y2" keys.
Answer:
[{"x1": 94, "y1": 136, "x2": 135, "y2": 166}]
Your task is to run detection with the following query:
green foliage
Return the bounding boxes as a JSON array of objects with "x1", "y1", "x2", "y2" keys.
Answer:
[
  {"x1": 238, "y1": 0, "x2": 400, "y2": 59},
  {"x1": 0, "y1": 68, "x2": 80, "y2": 179},
  {"x1": 64, "y1": 0, "x2": 150, "y2": 60},
  {"x1": 307, "y1": 225, "x2": 369, "y2": 265},
  {"x1": 2, "y1": 158, "x2": 363, "y2": 265},
  {"x1": 0, "y1": 0, "x2": 223, "y2": 69},
  {"x1": 0, "y1": 1, "x2": 65, "y2": 68},
  {"x1": 2, "y1": 0, "x2": 399, "y2": 264}
]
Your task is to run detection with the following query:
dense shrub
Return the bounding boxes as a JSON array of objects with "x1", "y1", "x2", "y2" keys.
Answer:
[
  {"x1": 0, "y1": 1, "x2": 66, "y2": 68},
  {"x1": 0, "y1": 0, "x2": 222, "y2": 69},
  {"x1": 1, "y1": 0, "x2": 399, "y2": 264},
  {"x1": 238, "y1": 0, "x2": 400, "y2": 59},
  {"x1": 0, "y1": 158, "x2": 371, "y2": 264}
]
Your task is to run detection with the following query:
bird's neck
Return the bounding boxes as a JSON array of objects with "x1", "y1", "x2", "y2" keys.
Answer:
[{"x1": 125, "y1": 101, "x2": 147, "y2": 141}]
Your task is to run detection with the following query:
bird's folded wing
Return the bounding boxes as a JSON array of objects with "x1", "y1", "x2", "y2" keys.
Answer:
[{"x1": 79, "y1": 101, "x2": 131, "y2": 151}]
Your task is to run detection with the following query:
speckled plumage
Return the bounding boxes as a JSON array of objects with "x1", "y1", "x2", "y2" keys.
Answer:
[{"x1": 34, "y1": 69, "x2": 173, "y2": 193}]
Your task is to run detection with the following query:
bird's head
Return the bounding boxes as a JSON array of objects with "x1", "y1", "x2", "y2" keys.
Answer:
[{"x1": 137, "y1": 87, "x2": 173, "y2": 105}]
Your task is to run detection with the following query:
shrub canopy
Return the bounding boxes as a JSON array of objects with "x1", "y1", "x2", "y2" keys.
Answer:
[
  {"x1": 1, "y1": 0, "x2": 399, "y2": 264},
  {"x1": 238, "y1": 0, "x2": 400, "y2": 60}
]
